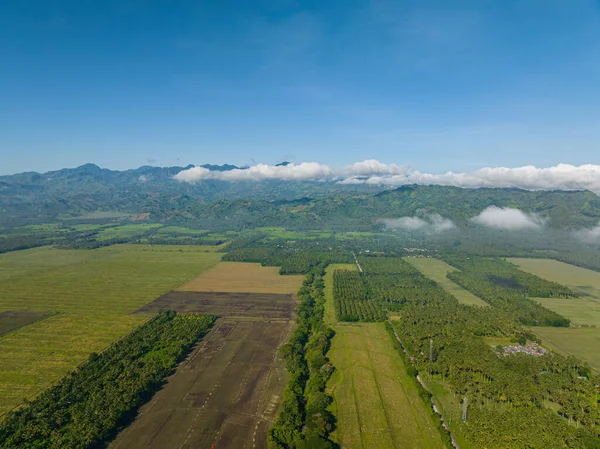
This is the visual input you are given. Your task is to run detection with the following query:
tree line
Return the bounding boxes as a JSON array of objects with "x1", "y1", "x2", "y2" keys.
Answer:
[{"x1": 0, "y1": 312, "x2": 215, "y2": 448}]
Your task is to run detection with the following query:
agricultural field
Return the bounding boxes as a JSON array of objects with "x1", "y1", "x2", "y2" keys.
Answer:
[
  {"x1": 95, "y1": 223, "x2": 162, "y2": 241},
  {"x1": 324, "y1": 263, "x2": 357, "y2": 324},
  {"x1": 177, "y1": 261, "x2": 303, "y2": 294},
  {"x1": 155, "y1": 226, "x2": 210, "y2": 235},
  {"x1": 405, "y1": 257, "x2": 489, "y2": 307},
  {"x1": 111, "y1": 318, "x2": 290, "y2": 449},
  {"x1": 531, "y1": 297, "x2": 600, "y2": 327},
  {"x1": 509, "y1": 258, "x2": 600, "y2": 372},
  {"x1": 326, "y1": 323, "x2": 444, "y2": 449},
  {"x1": 529, "y1": 327, "x2": 600, "y2": 373},
  {"x1": 0, "y1": 311, "x2": 53, "y2": 337},
  {"x1": 0, "y1": 244, "x2": 222, "y2": 415},
  {"x1": 135, "y1": 291, "x2": 295, "y2": 319},
  {"x1": 112, "y1": 261, "x2": 299, "y2": 448},
  {"x1": 508, "y1": 258, "x2": 600, "y2": 300}
]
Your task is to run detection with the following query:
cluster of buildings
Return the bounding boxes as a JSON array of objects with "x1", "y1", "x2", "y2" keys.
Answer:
[{"x1": 502, "y1": 344, "x2": 547, "y2": 357}]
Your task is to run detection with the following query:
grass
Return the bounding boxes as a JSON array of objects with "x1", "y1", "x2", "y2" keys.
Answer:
[
  {"x1": 155, "y1": 226, "x2": 209, "y2": 236},
  {"x1": 528, "y1": 326, "x2": 600, "y2": 373},
  {"x1": 532, "y1": 297, "x2": 600, "y2": 327},
  {"x1": 0, "y1": 311, "x2": 53, "y2": 337},
  {"x1": 96, "y1": 224, "x2": 163, "y2": 241},
  {"x1": 177, "y1": 261, "x2": 303, "y2": 294},
  {"x1": 508, "y1": 258, "x2": 600, "y2": 301},
  {"x1": 326, "y1": 323, "x2": 445, "y2": 449},
  {"x1": 0, "y1": 244, "x2": 222, "y2": 415},
  {"x1": 405, "y1": 257, "x2": 489, "y2": 307},
  {"x1": 324, "y1": 263, "x2": 357, "y2": 325}
]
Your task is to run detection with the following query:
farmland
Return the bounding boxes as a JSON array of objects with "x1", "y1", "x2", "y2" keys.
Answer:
[
  {"x1": 0, "y1": 311, "x2": 53, "y2": 337},
  {"x1": 135, "y1": 291, "x2": 295, "y2": 319},
  {"x1": 326, "y1": 323, "x2": 444, "y2": 449},
  {"x1": 111, "y1": 318, "x2": 290, "y2": 449},
  {"x1": 324, "y1": 259, "x2": 445, "y2": 448},
  {"x1": 508, "y1": 258, "x2": 600, "y2": 372},
  {"x1": 324, "y1": 263, "x2": 356, "y2": 324},
  {"x1": 405, "y1": 257, "x2": 489, "y2": 307},
  {"x1": 177, "y1": 261, "x2": 303, "y2": 294},
  {"x1": 529, "y1": 327, "x2": 600, "y2": 373},
  {"x1": 508, "y1": 258, "x2": 600, "y2": 300},
  {"x1": 111, "y1": 260, "x2": 298, "y2": 448},
  {"x1": 0, "y1": 245, "x2": 221, "y2": 415}
]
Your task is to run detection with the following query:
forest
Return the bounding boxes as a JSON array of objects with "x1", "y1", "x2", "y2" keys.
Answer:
[{"x1": 269, "y1": 263, "x2": 336, "y2": 448}]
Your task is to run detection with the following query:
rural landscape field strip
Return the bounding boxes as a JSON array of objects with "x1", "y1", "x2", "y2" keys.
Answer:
[
  {"x1": 177, "y1": 261, "x2": 303, "y2": 294},
  {"x1": 509, "y1": 258, "x2": 600, "y2": 373},
  {"x1": 508, "y1": 258, "x2": 600, "y2": 300},
  {"x1": 0, "y1": 311, "x2": 53, "y2": 337},
  {"x1": 0, "y1": 312, "x2": 215, "y2": 448},
  {"x1": 110, "y1": 318, "x2": 290, "y2": 449},
  {"x1": 327, "y1": 323, "x2": 444, "y2": 449},
  {"x1": 323, "y1": 263, "x2": 357, "y2": 325},
  {"x1": 405, "y1": 257, "x2": 489, "y2": 307},
  {"x1": 529, "y1": 327, "x2": 600, "y2": 373},
  {"x1": 0, "y1": 245, "x2": 222, "y2": 415}
]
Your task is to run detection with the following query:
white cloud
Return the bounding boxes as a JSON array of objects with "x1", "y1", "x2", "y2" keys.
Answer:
[
  {"x1": 471, "y1": 206, "x2": 546, "y2": 230},
  {"x1": 382, "y1": 213, "x2": 455, "y2": 233},
  {"x1": 173, "y1": 162, "x2": 332, "y2": 182},
  {"x1": 173, "y1": 166, "x2": 211, "y2": 182},
  {"x1": 574, "y1": 222, "x2": 600, "y2": 243},
  {"x1": 174, "y1": 161, "x2": 600, "y2": 194},
  {"x1": 350, "y1": 164, "x2": 600, "y2": 194},
  {"x1": 336, "y1": 159, "x2": 409, "y2": 177}
]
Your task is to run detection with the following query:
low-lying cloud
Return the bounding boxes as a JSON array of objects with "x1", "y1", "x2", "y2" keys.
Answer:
[
  {"x1": 382, "y1": 213, "x2": 455, "y2": 233},
  {"x1": 471, "y1": 206, "x2": 546, "y2": 230},
  {"x1": 574, "y1": 222, "x2": 600, "y2": 243},
  {"x1": 174, "y1": 160, "x2": 600, "y2": 194}
]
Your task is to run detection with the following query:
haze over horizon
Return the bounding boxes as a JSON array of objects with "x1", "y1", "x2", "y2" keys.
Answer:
[{"x1": 1, "y1": 0, "x2": 599, "y2": 175}]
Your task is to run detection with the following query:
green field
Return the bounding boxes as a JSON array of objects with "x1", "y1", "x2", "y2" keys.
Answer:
[
  {"x1": 0, "y1": 245, "x2": 221, "y2": 415},
  {"x1": 154, "y1": 226, "x2": 209, "y2": 235},
  {"x1": 508, "y1": 258, "x2": 600, "y2": 372},
  {"x1": 96, "y1": 223, "x2": 163, "y2": 241},
  {"x1": 324, "y1": 263, "x2": 357, "y2": 325},
  {"x1": 529, "y1": 326, "x2": 600, "y2": 373},
  {"x1": 508, "y1": 258, "x2": 600, "y2": 300},
  {"x1": 327, "y1": 323, "x2": 444, "y2": 449},
  {"x1": 531, "y1": 297, "x2": 600, "y2": 327},
  {"x1": 405, "y1": 257, "x2": 489, "y2": 307},
  {"x1": 324, "y1": 262, "x2": 444, "y2": 448}
]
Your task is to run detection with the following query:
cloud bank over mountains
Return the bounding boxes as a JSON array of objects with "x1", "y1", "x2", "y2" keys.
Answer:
[
  {"x1": 174, "y1": 160, "x2": 600, "y2": 194},
  {"x1": 382, "y1": 214, "x2": 456, "y2": 233},
  {"x1": 574, "y1": 223, "x2": 600, "y2": 243},
  {"x1": 471, "y1": 206, "x2": 547, "y2": 230}
]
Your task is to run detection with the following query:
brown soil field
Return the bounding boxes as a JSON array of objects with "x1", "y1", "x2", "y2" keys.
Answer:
[
  {"x1": 177, "y1": 262, "x2": 303, "y2": 294},
  {"x1": 134, "y1": 291, "x2": 296, "y2": 319},
  {"x1": 0, "y1": 311, "x2": 53, "y2": 337},
  {"x1": 110, "y1": 318, "x2": 290, "y2": 449}
]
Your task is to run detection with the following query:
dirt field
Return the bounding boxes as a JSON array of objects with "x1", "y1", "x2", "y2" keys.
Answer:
[
  {"x1": 177, "y1": 262, "x2": 303, "y2": 294},
  {"x1": 134, "y1": 291, "x2": 296, "y2": 319},
  {"x1": 110, "y1": 318, "x2": 290, "y2": 449},
  {"x1": 0, "y1": 311, "x2": 53, "y2": 337}
]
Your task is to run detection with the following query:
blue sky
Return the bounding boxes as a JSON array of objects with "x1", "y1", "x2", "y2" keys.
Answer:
[{"x1": 1, "y1": 0, "x2": 599, "y2": 175}]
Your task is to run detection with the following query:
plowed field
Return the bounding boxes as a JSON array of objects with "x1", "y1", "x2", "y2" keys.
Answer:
[{"x1": 110, "y1": 318, "x2": 290, "y2": 449}]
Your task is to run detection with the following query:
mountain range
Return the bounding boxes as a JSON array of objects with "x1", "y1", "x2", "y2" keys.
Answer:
[{"x1": 1, "y1": 164, "x2": 600, "y2": 231}]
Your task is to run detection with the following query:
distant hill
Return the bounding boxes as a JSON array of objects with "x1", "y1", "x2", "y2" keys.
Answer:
[{"x1": 1, "y1": 164, "x2": 600, "y2": 230}]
